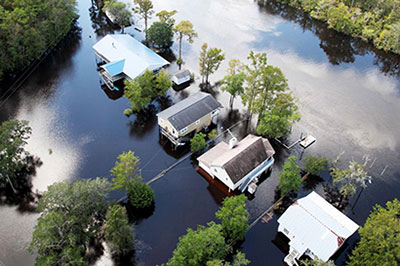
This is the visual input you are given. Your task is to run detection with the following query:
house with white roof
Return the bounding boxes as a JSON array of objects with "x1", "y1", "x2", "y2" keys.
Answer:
[
  {"x1": 93, "y1": 34, "x2": 169, "y2": 90},
  {"x1": 277, "y1": 191, "x2": 359, "y2": 265},
  {"x1": 157, "y1": 92, "x2": 221, "y2": 147},
  {"x1": 197, "y1": 134, "x2": 275, "y2": 193}
]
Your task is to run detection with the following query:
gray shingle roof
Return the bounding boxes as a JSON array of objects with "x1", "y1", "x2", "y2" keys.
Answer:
[
  {"x1": 157, "y1": 92, "x2": 221, "y2": 130},
  {"x1": 223, "y1": 138, "x2": 269, "y2": 184},
  {"x1": 174, "y1": 69, "x2": 191, "y2": 79}
]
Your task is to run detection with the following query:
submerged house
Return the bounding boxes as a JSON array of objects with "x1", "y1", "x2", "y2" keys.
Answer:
[
  {"x1": 92, "y1": 34, "x2": 169, "y2": 90},
  {"x1": 277, "y1": 191, "x2": 359, "y2": 265},
  {"x1": 197, "y1": 134, "x2": 275, "y2": 193},
  {"x1": 156, "y1": 92, "x2": 221, "y2": 146}
]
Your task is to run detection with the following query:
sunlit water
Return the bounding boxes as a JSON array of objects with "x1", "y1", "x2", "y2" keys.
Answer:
[{"x1": 0, "y1": 0, "x2": 400, "y2": 265}]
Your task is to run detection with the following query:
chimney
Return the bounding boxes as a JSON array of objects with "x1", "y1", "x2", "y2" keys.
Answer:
[{"x1": 229, "y1": 137, "x2": 238, "y2": 149}]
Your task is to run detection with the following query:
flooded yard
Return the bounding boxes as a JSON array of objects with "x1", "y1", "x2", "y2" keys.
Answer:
[{"x1": 1, "y1": 0, "x2": 400, "y2": 265}]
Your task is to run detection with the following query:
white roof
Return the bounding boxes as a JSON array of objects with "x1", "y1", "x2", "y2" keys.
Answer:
[
  {"x1": 278, "y1": 191, "x2": 359, "y2": 261},
  {"x1": 93, "y1": 34, "x2": 169, "y2": 80}
]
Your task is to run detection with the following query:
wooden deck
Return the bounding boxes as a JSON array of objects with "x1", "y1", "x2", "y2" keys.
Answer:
[{"x1": 197, "y1": 167, "x2": 238, "y2": 197}]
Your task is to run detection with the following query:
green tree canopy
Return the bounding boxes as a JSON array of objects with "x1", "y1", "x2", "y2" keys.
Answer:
[
  {"x1": 103, "y1": 0, "x2": 132, "y2": 33},
  {"x1": 256, "y1": 93, "x2": 300, "y2": 138},
  {"x1": 156, "y1": 9, "x2": 178, "y2": 26},
  {"x1": 110, "y1": 151, "x2": 142, "y2": 191},
  {"x1": 133, "y1": 0, "x2": 154, "y2": 43},
  {"x1": 167, "y1": 222, "x2": 231, "y2": 266},
  {"x1": 124, "y1": 69, "x2": 170, "y2": 113},
  {"x1": 241, "y1": 51, "x2": 300, "y2": 136},
  {"x1": 304, "y1": 155, "x2": 330, "y2": 176},
  {"x1": 127, "y1": 181, "x2": 154, "y2": 209},
  {"x1": 147, "y1": 21, "x2": 174, "y2": 49},
  {"x1": 216, "y1": 194, "x2": 249, "y2": 244},
  {"x1": 199, "y1": 43, "x2": 225, "y2": 85},
  {"x1": 348, "y1": 199, "x2": 400, "y2": 265},
  {"x1": 331, "y1": 160, "x2": 371, "y2": 197},
  {"x1": 221, "y1": 59, "x2": 245, "y2": 109},
  {"x1": 0, "y1": 120, "x2": 41, "y2": 195},
  {"x1": 174, "y1": 20, "x2": 197, "y2": 69},
  {"x1": 155, "y1": 69, "x2": 173, "y2": 95},
  {"x1": 104, "y1": 205, "x2": 134, "y2": 256},
  {"x1": 278, "y1": 156, "x2": 302, "y2": 197},
  {"x1": 0, "y1": 0, "x2": 78, "y2": 79},
  {"x1": 30, "y1": 178, "x2": 112, "y2": 265},
  {"x1": 190, "y1": 132, "x2": 206, "y2": 153},
  {"x1": 124, "y1": 79, "x2": 152, "y2": 112}
]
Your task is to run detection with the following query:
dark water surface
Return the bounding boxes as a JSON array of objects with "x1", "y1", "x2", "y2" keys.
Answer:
[{"x1": 1, "y1": 0, "x2": 400, "y2": 265}]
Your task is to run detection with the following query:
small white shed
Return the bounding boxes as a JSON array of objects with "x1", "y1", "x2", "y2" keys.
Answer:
[{"x1": 172, "y1": 69, "x2": 191, "y2": 85}]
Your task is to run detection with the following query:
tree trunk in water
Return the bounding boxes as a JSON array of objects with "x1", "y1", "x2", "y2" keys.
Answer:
[
  {"x1": 178, "y1": 35, "x2": 182, "y2": 70},
  {"x1": 229, "y1": 96, "x2": 234, "y2": 109},
  {"x1": 144, "y1": 17, "x2": 148, "y2": 44}
]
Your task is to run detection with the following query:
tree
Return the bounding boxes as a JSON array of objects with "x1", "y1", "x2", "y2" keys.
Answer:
[
  {"x1": 304, "y1": 155, "x2": 330, "y2": 176},
  {"x1": 104, "y1": 205, "x2": 134, "y2": 256},
  {"x1": 256, "y1": 92, "x2": 300, "y2": 138},
  {"x1": 133, "y1": 0, "x2": 154, "y2": 43},
  {"x1": 348, "y1": 199, "x2": 400, "y2": 265},
  {"x1": 155, "y1": 69, "x2": 173, "y2": 95},
  {"x1": 208, "y1": 129, "x2": 218, "y2": 140},
  {"x1": 127, "y1": 182, "x2": 154, "y2": 209},
  {"x1": 199, "y1": 43, "x2": 225, "y2": 86},
  {"x1": 331, "y1": 160, "x2": 371, "y2": 198},
  {"x1": 167, "y1": 222, "x2": 231, "y2": 266},
  {"x1": 156, "y1": 10, "x2": 178, "y2": 26},
  {"x1": 242, "y1": 51, "x2": 268, "y2": 118},
  {"x1": 124, "y1": 79, "x2": 152, "y2": 112},
  {"x1": 232, "y1": 252, "x2": 251, "y2": 266},
  {"x1": 0, "y1": 120, "x2": 41, "y2": 196},
  {"x1": 174, "y1": 20, "x2": 197, "y2": 69},
  {"x1": 190, "y1": 132, "x2": 206, "y2": 153},
  {"x1": 110, "y1": 151, "x2": 142, "y2": 191},
  {"x1": 124, "y1": 69, "x2": 155, "y2": 112},
  {"x1": 0, "y1": 0, "x2": 78, "y2": 80},
  {"x1": 302, "y1": 257, "x2": 335, "y2": 266},
  {"x1": 29, "y1": 178, "x2": 112, "y2": 265},
  {"x1": 147, "y1": 22, "x2": 174, "y2": 49},
  {"x1": 278, "y1": 156, "x2": 301, "y2": 197},
  {"x1": 216, "y1": 194, "x2": 249, "y2": 244},
  {"x1": 103, "y1": 0, "x2": 132, "y2": 33},
  {"x1": 221, "y1": 59, "x2": 245, "y2": 109},
  {"x1": 206, "y1": 252, "x2": 250, "y2": 266}
]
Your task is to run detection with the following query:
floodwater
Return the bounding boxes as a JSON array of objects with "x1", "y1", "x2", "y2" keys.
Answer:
[{"x1": 1, "y1": 0, "x2": 400, "y2": 265}]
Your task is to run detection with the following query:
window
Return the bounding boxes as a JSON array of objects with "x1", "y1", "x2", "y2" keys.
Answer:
[
  {"x1": 159, "y1": 118, "x2": 163, "y2": 123},
  {"x1": 212, "y1": 110, "x2": 218, "y2": 116},
  {"x1": 195, "y1": 119, "x2": 200, "y2": 125},
  {"x1": 180, "y1": 127, "x2": 188, "y2": 134},
  {"x1": 283, "y1": 228, "x2": 289, "y2": 235}
]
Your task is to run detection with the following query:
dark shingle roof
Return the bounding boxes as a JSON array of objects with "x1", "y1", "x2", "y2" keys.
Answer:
[
  {"x1": 223, "y1": 138, "x2": 269, "y2": 184},
  {"x1": 174, "y1": 69, "x2": 191, "y2": 79},
  {"x1": 157, "y1": 92, "x2": 221, "y2": 130}
]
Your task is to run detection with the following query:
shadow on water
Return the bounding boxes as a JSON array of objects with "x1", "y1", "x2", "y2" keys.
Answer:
[
  {"x1": 257, "y1": 0, "x2": 400, "y2": 78},
  {"x1": 0, "y1": 155, "x2": 43, "y2": 213},
  {"x1": 0, "y1": 25, "x2": 82, "y2": 122}
]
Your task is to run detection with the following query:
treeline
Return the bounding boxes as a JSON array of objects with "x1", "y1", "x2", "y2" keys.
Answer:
[
  {"x1": 0, "y1": 0, "x2": 78, "y2": 79},
  {"x1": 263, "y1": 0, "x2": 400, "y2": 55}
]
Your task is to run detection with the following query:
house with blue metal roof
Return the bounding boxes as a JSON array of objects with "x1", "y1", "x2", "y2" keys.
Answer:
[{"x1": 93, "y1": 34, "x2": 169, "y2": 90}]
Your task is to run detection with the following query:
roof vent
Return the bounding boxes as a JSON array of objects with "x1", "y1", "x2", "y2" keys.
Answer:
[{"x1": 229, "y1": 137, "x2": 238, "y2": 149}]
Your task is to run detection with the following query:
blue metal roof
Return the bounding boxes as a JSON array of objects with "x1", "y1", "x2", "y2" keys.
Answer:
[{"x1": 101, "y1": 59, "x2": 125, "y2": 77}]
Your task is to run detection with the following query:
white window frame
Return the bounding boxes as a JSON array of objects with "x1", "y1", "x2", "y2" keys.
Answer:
[
  {"x1": 180, "y1": 127, "x2": 188, "y2": 134},
  {"x1": 195, "y1": 119, "x2": 200, "y2": 125}
]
